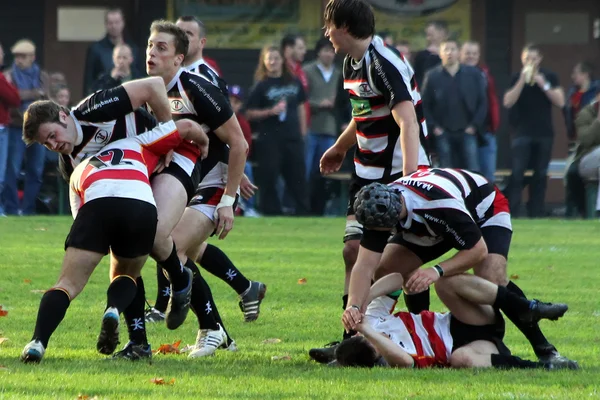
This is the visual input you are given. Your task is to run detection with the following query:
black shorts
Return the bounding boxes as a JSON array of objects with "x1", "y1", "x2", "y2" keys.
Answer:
[
  {"x1": 388, "y1": 226, "x2": 512, "y2": 263},
  {"x1": 65, "y1": 197, "x2": 158, "y2": 258},
  {"x1": 450, "y1": 308, "x2": 511, "y2": 356},
  {"x1": 155, "y1": 161, "x2": 202, "y2": 203}
]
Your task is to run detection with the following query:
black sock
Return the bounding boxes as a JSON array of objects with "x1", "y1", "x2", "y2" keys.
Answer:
[
  {"x1": 492, "y1": 285, "x2": 533, "y2": 315},
  {"x1": 106, "y1": 275, "x2": 137, "y2": 314},
  {"x1": 404, "y1": 288, "x2": 430, "y2": 314},
  {"x1": 32, "y1": 289, "x2": 71, "y2": 348},
  {"x1": 491, "y1": 353, "x2": 545, "y2": 369},
  {"x1": 123, "y1": 277, "x2": 148, "y2": 346},
  {"x1": 185, "y1": 259, "x2": 220, "y2": 331},
  {"x1": 200, "y1": 244, "x2": 251, "y2": 295},
  {"x1": 504, "y1": 281, "x2": 555, "y2": 357},
  {"x1": 158, "y1": 243, "x2": 188, "y2": 292},
  {"x1": 341, "y1": 294, "x2": 356, "y2": 341},
  {"x1": 153, "y1": 263, "x2": 170, "y2": 313}
]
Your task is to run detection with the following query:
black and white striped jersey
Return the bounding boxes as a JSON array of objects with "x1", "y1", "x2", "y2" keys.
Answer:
[
  {"x1": 343, "y1": 35, "x2": 430, "y2": 182},
  {"x1": 185, "y1": 58, "x2": 229, "y2": 99},
  {"x1": 391, "y1": 168, "x2": 511, "y2": 250},
  {"x1": 165, "y1": 68, "x2": 233, "y2": 186},
  {"x1": 59, "y1": 85, "x2": 157, "y2": 180}
]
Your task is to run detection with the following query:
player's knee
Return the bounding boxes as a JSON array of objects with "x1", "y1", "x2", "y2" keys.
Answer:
[
  {"x1": 449, "y1": 348, "x2": 476, "y2": 368},
  {"x1": 475, "y1": 258, "x2": 508, "y2": 286}
]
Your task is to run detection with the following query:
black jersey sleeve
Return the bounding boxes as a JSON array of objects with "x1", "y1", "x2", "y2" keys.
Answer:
[
  {"x1": 198, "y1": 64, "x2": 230, "y2": 99},
  {"x1": 133, "y1": 107, "x2": 157, "y2": 132},
  {"x1": 371, "y1": 51, "x2": 413, "y2": 110},
  {"x1": 185, "y1": 74, "x2": 234, "y2": 131},
  {"x1": 417, "y1": 202, "x2": 482, "y2": 250},
  {"x1": 72, "y1": 85, "x2": 133, "y2": 123}
]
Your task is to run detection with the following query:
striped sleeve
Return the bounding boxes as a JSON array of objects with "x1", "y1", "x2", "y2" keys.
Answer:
[{"x1": 370, "y1": 47, "x2": 413, "y2": 109}]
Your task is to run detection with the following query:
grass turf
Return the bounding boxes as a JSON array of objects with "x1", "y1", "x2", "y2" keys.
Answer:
[{"x1": 0, "y1": 217, "x2": 599, "y2": 399}]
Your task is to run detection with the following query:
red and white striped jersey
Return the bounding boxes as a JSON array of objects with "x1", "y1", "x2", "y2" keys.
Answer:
[
  {"x1": 69, "y1": 120, "x2": 181, "y2": 218},
  {"x1": 390, "y1": 168, "x2": 512, "y2": 250},
  {"x1": 365, "y1": 296, "x2": 453, "y2": 368},
  {"x1": 343, "y1": 35, "x2": 430, "y2": 181}
]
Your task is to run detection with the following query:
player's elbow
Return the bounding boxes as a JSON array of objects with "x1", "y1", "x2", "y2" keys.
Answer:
[{"x1": 471, "y1": 239, "x2": 488, "y2": 265}]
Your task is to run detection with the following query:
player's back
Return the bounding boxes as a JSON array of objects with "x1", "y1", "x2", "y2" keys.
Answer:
[{"x1": 70, "y1": 120, "x2": 180, "y2": 216}]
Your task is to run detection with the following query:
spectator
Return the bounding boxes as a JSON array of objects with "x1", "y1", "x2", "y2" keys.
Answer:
[
  {"x1": 51, "y1": 84, "x2": 71, "y2": 108},
  {"x1": 422, "y1": 39, "x2": 487, "y2": 171},
  {"x1": 303, "y1": 37, "x2": 341, "y2": 215},
  {"x1": 0, "y1": 43, "x2": 21, "y2": 216},
  {"x1": 564, "y1": 62, "x2": 599, "y2": 217},
  {"x1": 281, "y1": 33, "x2": 308, "y2": 123},
  {"x1": 413, "y1": 20, "x2": 448, "y2": 88},
  {"x1": 229, "y1": 84, "x2": 259, "y2": 217},
  {"x1": 245, "y1": 44, "x2": 308, "y2": 216},
  {"x1": 91, "y1": 44, "x2": 141, "y2": 92},
  {"x1": 176, "y1": 16, "x2": 222, "y2": 77},
  {"x1": 503, "y1": 43, "x2": 565, "y2": 217},
  {"x1": 461, "y1": 40, "x2": 501, "y2": 182},
  {"x1": 2, "y1": 39, "x2": 49, "y2": 215},
  {"x1": 395, "y1": 40, "x2": 412, "y2": 64},
  {"x1": 573, "y1": 92, "x2": 600, "y2": 216},
  {"x1": 83, "y1": 8, "x2": 141, "y2": 95}
]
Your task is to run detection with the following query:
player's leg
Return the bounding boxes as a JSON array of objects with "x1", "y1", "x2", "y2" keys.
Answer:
[
  {"x1": 21, "y1": 248, "x2": 104, "y2": 363},
  {"x1": 150, "y1": 171, "x2": 194, "y2": 329},
  {"x1": 478, "y1": 223, "x2": 572, "y2": 364}
]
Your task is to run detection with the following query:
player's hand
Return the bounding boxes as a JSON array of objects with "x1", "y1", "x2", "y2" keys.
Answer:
[
  {"x1": 320, "y1": 145, "x2": 346, "y2": 175},
  {"x1": 214, "y1": 205, "x2": 234, "y2": 240},
  {"x1": 534, "y1": 73, "x2": 547, "y2": 88},
  {"x1": 197, "y1": 141, "x2": 209, "y2": 160},
  {"x1": 405, "y1": 268, "x2": 439, "y2": 293},
  {"x1": 342, "y1": 306, "x2": 362, "y2": 333},
  {"x1": 465, "y1": 126, "x2": 476, "y2": 135},
  {"x1": 434, "y1": 127, "x2": 444, "y2": 136},
  {"x1": 240, "y1": 174, "x2": 258, "y2": 200},
  {"x1": 154, "y1": 150, "x2": 174, "y2": 174}
]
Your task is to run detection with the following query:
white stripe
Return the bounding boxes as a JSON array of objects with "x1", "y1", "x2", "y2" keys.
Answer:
[
  {"x1": 481, "y1": 212, "x2": 512, "y2": 230},
  {"x1": 172, "y1": 153, "x2": 195, "y2": 176},
  {"x1": 357, "y1": 135, "x2": 387, "y2": 153},
  {"x1": 443, "y1": 169, "x2": 471, "y2": 197},
  {"x1": 476, "y1": 191, "x2": 495, "y2": 220},
  {"x1": 411, "y1": 314, "x2": 435, "y2": 358},
  {"x1": 355, "y1": 163, "x2": 385, "y2": 180},
  {"x1": 461, "y1": 169, "x2": 489, "y2": 187}
]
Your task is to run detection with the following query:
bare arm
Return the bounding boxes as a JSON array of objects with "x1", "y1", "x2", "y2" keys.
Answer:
[
  {"x1": 356, "y1": 322, "x2": 414, "y2": 368},
  {"x1": 174, "y1": 119, "x2": 209, "y2": 147},
  {"x1": 392, "y1": 101, "x2": 420, "y2": 175},
  {"x1": 213, "y1": 114, "x2": 249, "y2": 198},
  {"x1": 245, "y1": 107, "x2": 276, "y2": 121},
  {"x1": 545, "y1": 87, "x2": 565, "y2": 108},
  {"x1": 503, "y1": 74, "x2": 526, "y2": 108},
  {"x1": 438, "y1": 238, "x2": 488, "y2": 276},
  {"x1": 347, "y1": 246, "x2": 384, "y2": 313},
  {"x1": 365, "y1": 273, "x2": 405, "y2": 305},
  {"x1": 122, "y1": 77, "x2": 171, "y2": 122},
  {"x1": 333, "y1": 119, "x2": 357, "y2": 152}
]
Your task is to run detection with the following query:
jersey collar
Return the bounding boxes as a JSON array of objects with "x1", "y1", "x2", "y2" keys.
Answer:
[
  {"x1": 166, "y1": 68, "x2": 184, "y2": 92},
  {"x1": 70, "y1": 111, "x2": 84, "y2": 146},
  {"x1": 185, "y1": 58, "x2": 206, "y2": 72}
]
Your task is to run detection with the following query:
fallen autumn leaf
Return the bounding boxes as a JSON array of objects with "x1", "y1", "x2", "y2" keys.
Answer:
[
  {"x1": 0, "y1": 306, "x2": 7, "y2": 317},
  {"x1": 510, "y1": 274, "x2": 519, "y2": 280},
  {"x1": 150, "y1": 377, "x2": 175, "y2": 385},
  {"x1": 154, "y1": 340, "x2": 182, "y2": 354},
  {"x1": 0, "y1": 338, "x2": 8, "y2": 345},
  {"x1": 262, "y1": 338, "x2": 282, "y2": 344},
  {"x1": 298, "y1": 278, "x2": 307, "y2": 284}
]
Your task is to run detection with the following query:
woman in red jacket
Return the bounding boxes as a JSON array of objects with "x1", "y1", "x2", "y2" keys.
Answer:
[{"x1": 0, "y1": 43, "x2": 22, "y2": 216}]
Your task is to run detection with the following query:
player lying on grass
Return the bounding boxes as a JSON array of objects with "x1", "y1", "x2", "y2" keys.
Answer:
[
  {"x1": 332, "y1": 167, "x2": 575, "y2": 367},
  {"x1": 333, "y1": 273, "x2": 577, "y2": 370},
  {"x1": 20, "y1": 117, "x2": 208, "y2": 364}
]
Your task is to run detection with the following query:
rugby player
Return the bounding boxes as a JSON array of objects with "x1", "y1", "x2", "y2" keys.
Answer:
[
  {"x1": 144, "y1": 16, "x2": 266, "y2": 326},
  {"x1": 337, "y1": 167, "x2": 576, "y2": 366},
  {"x1": 20, "y1": 113, "x2": 209, "y2": 363},
  {"x1": 333, "y1": 273, "x2": 577, "y2": 370},
  {"x1": 145, "y1": 21, "x2": 263, "y2": 357},
  {"x1": 318, "y1": 0, "x2": 430, "y2": 344}
]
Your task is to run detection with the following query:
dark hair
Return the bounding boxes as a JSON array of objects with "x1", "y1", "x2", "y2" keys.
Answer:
[
  {"x1": 281, "y1": 33, "x2": 303, "y2": 52},
  {"x1": 441, "y1": 39, "x2": 460, "y2": 49},
  {"x1": 396, "y1": 39, "x2": 410, "y2": 47},
  {"x1": 178, "y1": 15, "x2": 206, "y2": 38},
  {"x1": 254, "y1": 44, "x2": 294, "y2": 83},
  {"x1": 523, "y1": 43, "x2": 542, "y2": 56},
  {"x1": 427, "y1": 20, "x2": 449, "y2": 34},
  {"x1": 315, "y1": 36, "x2": 334, "y2": 54},
  {"x1": 335, "y1": 336, "x2": 378, "y2": 368},
  {"x1": 105, "y1": 8, "x2": 124, "y2": 22},
  {"x1": 150, "y1": 20, "x2": 189, "y2": 57},
  {"x1": 22, "y1": 100, "x2": 69, "y2": 145},
  {"x1": 324, "y1": 0, "x2": 375, "y2": 40},
  {"x1": 576, "y1": 61, "x2": 594, "y2": 79}
]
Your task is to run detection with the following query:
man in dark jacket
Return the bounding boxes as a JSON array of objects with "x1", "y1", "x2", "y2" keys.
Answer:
[
  {"x1": 422, "y1": 39, "x2": 487, "y2": 171},
  {"x1": 83, "y1": 8, "x2": 141, "y2": 95},
  {"x1": 91, "y1": 44, "x2": 142, "y2": 92}
]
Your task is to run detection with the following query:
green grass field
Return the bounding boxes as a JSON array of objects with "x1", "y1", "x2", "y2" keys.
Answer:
[{"x1": 1, "y1": 217, "x2": 600, "y2": 399}]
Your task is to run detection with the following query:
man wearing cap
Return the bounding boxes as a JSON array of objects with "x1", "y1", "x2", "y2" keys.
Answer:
[
  {"x1": 0, "y1": 43, "x2": 21, "y2": 216},
  {"x1": 2, "y1": 39, "x2": 49, "y2": 215}
]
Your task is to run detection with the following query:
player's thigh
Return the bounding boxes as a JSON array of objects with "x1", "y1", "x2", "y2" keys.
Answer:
[
  {"x1": 171, "y1": 207, "x2": 215, "y2": 259},
  {"x1": 56, "y1": 247, "x2": 104, "y2": 299},
  {"x1": 375, "y1": 243, "x2": 424, "y2": 280},
  {"x1": 435, "y1": 279, "x2": 496, "y2": 326},
  {"x1": 151, "y1": 172, "x2": 189, "y2": 238},
  {"x1": 110, "y1": 254, "x2": 150, "y2": 279},
  {"x1": 449, "y1": 340, "x2": 498, "y2": 368}
]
